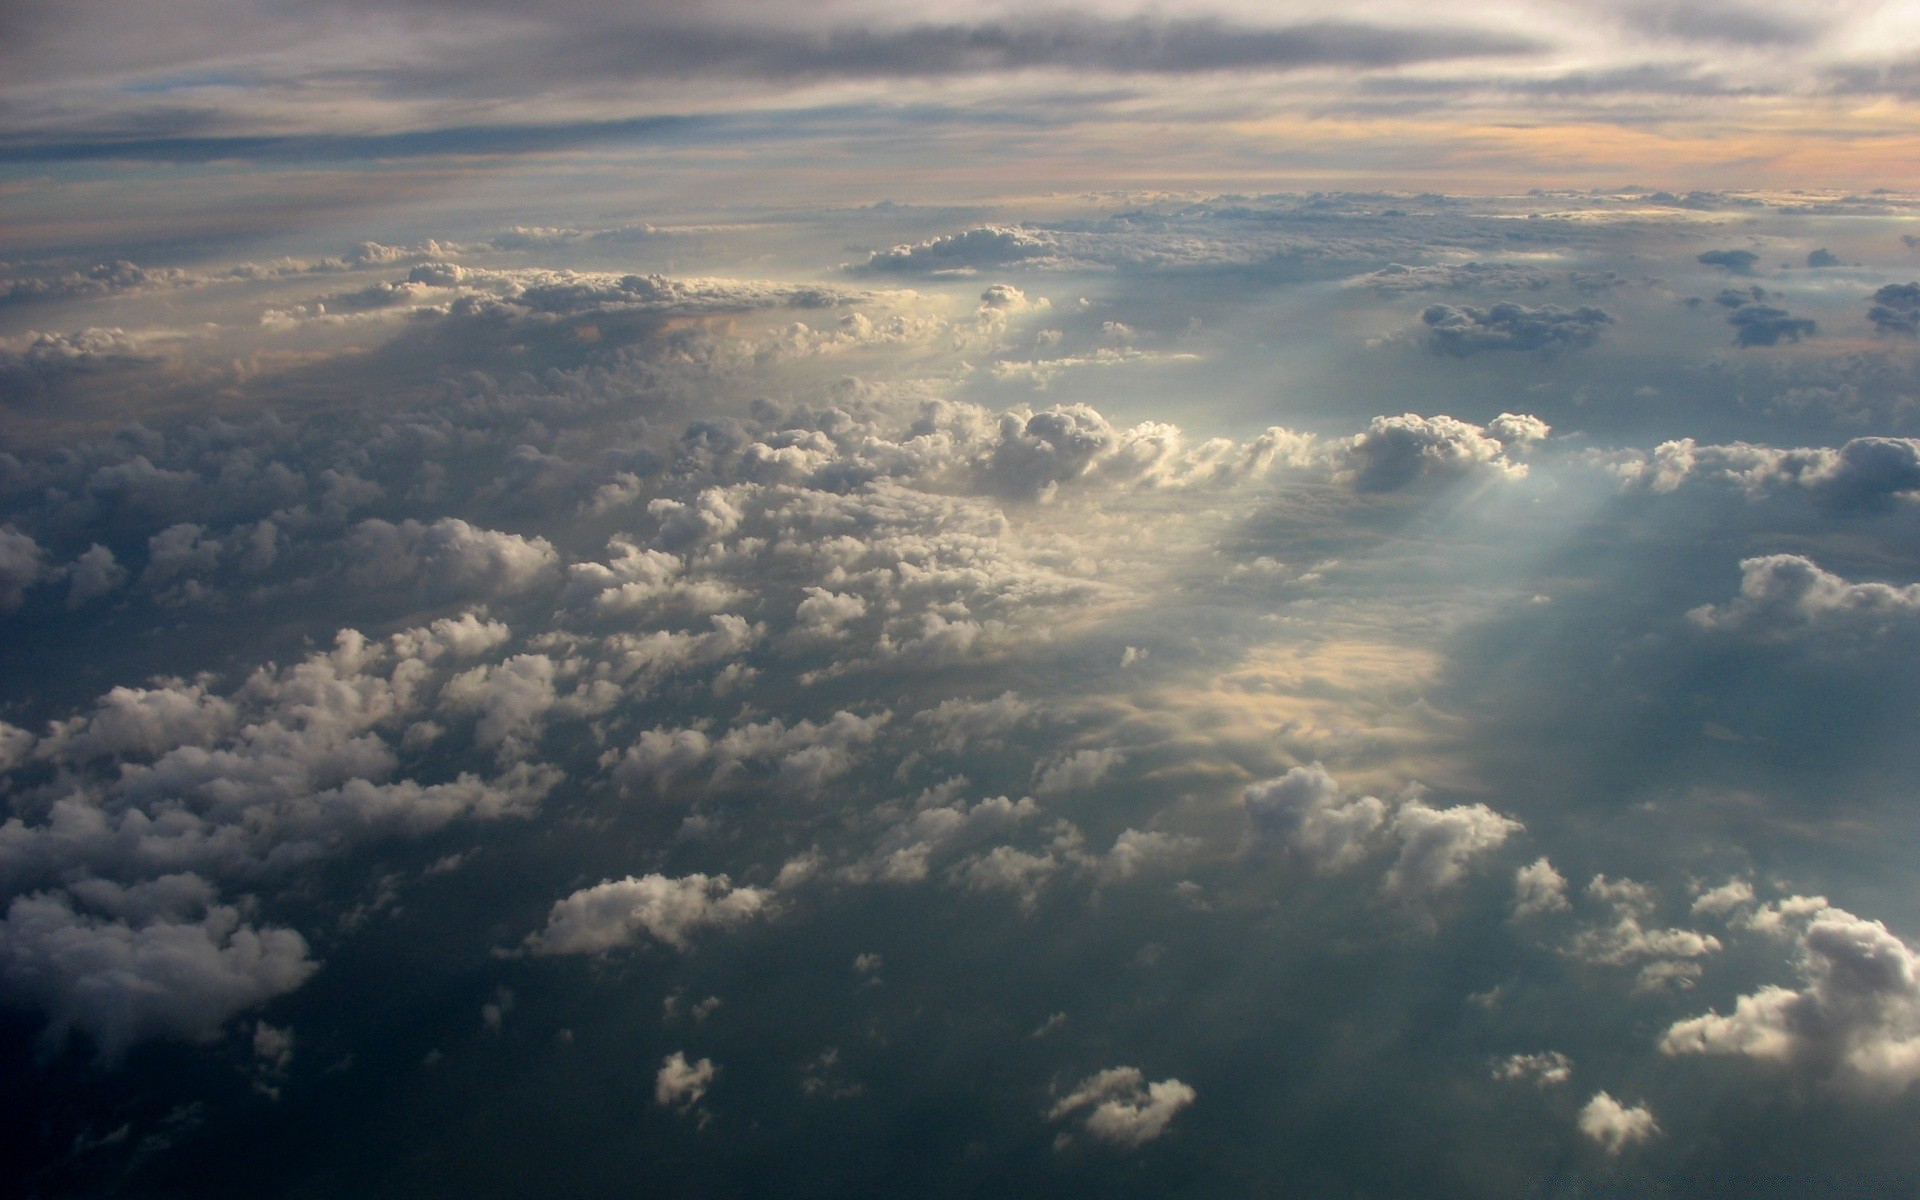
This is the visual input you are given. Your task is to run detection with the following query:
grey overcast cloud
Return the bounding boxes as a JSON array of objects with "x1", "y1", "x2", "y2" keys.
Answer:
[{"x1": 5, "y1": 1, "x2": 1920, "y2": 1197}]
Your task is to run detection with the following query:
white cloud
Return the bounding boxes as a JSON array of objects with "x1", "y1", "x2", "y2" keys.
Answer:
[
  {"x1": 1662, "y1": 899, "x2": 1920, "y2": 1091},
  {"x1": 655, "y1": 1051, "x2": 716, "y2": 1110},
  {"x1": 1688, "y1": 555, "x2": 1920, "y2": 639},
  {"x1": 1382, "y1": 798, "x2": 1521, "y2": 898},
  {"x1": 1048, "y1": 1066, "x2": 1196, "y2": 1148},
  {"x1": 0, "y1": 526, "x2": 46, "y2": 611},
  {"x1": 1512, "y1": 857, "x2": 1571, "y2": 918},
  {"x1": 525, "y1": 872, "x2": 771, "y2": 955},
  {"x1": 1578, "y1": 1092, "x2": 1660, "y2": 1154},
  {"x1": 1243, "y1": 763, "x2": 1386, "y2": 871},
  {"x1": 1341, "y1": 413, "x2": 1545, "y2": 492},
  {"x1": 1493, "y1": 1050, "x2": 1572, "y2": 1087},
  {"x1": 1032, "y1": 747, "x2": 1122, "y2": 796},
  {"x1": 0, "y1": 885, "x2": 315, "y2": 1062}
]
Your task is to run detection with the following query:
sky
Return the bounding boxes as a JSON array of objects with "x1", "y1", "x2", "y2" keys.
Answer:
[{"x1": 4, "y1": 3, "x2": 1920, "y2": 1198}]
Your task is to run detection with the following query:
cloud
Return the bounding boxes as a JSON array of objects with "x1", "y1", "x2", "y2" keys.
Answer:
[
  {"x1": 1662, "y1": 898, "x2": 1920, "y2": 1090},
  {"x1": 1031, "y1": 747, "x2": 1122, "y2": 796},
  {"x1": 1868, "y1": 283, "x2": 1920, "y2": 336},
  {"x1": 1048, "y1": 1066, "x2": 1196, "y2": 1148},
  {"x1": 1578, "y1": 1092, "x2": 1660, "y2": 1153},
  {"x1": 655, "y1": 1051, "x2": 716, "y2": 1110},
  {"x1": 1382, "y1": 799, "x2": 1521, "y2": 899},
  {"x1": 1244, "y1": 763, "x2": 1385, "y2": 871},
  {"x1": 0, "y1": 527, "x2": 47, "y2": 611},
  {"x1": 1512, "y1": 857, "x2": 1571, "y2": 918},
  {"x1": 1611, "y1": 435, "x2": 1920, "y2": 507},
  {"x1": 525, "y1": 873, "x2": 771, "y2": 955},
  {"x1": 1342, "y1": 412, "x2": 1545, "y2": 491},
  {"x1": 1698, "y1": 249, "x2": 1760, "y2": 274},
  {"x1": 1715, "y1": 287, "x2": 1816, "y2": 347},
  {"x1": 346, "y1": 518, "x2": 559, "y2": 595},
  {"x1": 1688, "y1": 555, "x2": 1920, "y2": 640},
  {"x1": 1570, "y1": 876, "x2": 1722, "y2": 992},
  {"x1": 911, "y1": 692, "x2": 1033, "y2": 754},
  {"x1": 0, "y1": 883, "x2": 316, "y2": 1061},
  {"x1": 1244, "y1": 764, "x2": 1520, "y2": 897},
  {"x1": 1420, "y1": 302, "x2": 1614, "y2": 355},
  {"x1": 1493, "y1": 1050, "x2": 1572, "y2": 1087},
  {"x1": 65, "y1": 543, "x2": 126, "y2": 608}
]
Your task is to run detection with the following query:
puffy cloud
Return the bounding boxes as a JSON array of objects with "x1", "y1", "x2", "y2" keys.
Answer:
[
  {"x1": 843, "y1": 793, "x2": 1040, "y2": 886},
  {"x1": 347, "y1": 518, "x2": 558, "y2": 595},
  {"x1": 65, "y1": 543, "x2": 125, "y2": 608},
  {"x1": 1688, "y1": 555, "x2": 1920, "y2": 639},
  {"x1": 858, "y1": 227, "x2": 1062, "y2": 275},
  {"x1": 1031, "y1": 747, "x2": 1122, "y2": 796},
  {"x1": 0, "y1": 885, "x2": 315, "y2": 1061},
  {"x1": 0, "y1": 328, "x2": 159, "y2": 386},
  {"x1": 1244, "y1": 764, "x2": 1386, "y2": 871},
  {"x1": 606, "y1": 710, "x2": 891, "y2": 799},
  {"x1": 1493, "y1": 1050, "x2": 1572, "y2": 1087},
  {"x1": 1048, "y1": 1066, "x2": 1196, "y2": 1148},
  {"x1": 1570, "y1": 876, "x2": 1722, "y2": 992},
  {"x1": 1512, "y1": 857, "x2": 1571, "y2": 918},
  {"x1": 1420, "y1": 302, "x2": 1614, "y2": 355},
  {"x1": 1382, "y1": 798, "x2": 1521, "y2": 899},
  {"x1": 1868, "y1": 283, "x2": 1920, "y2": 336},
  {"x1": 1578, "y1": 1092, "x2": 1660, "y2": 1153},
  {"x1": 911, "y1": 692, "x2": 1033, "y2": 754},
  {"x1": 1611, "y1": 435, "x2": 1920, "y2": 507},
  {"x1": 0, "y1": 526, "x2": 46, "y2": 611},
  {"x1": 1662, "y1": 899, "x2": 1920, "y2": 1091},
  {"x1": 1716, "y1": 287, "x2": 1816, "y2": 347},
  {"x1": 655, "y1": 1051, "x2": 716, "y2": 1110},
  {"x1": 1341, "y1": 413, "x2": 1544, "y2": 491},
  {"x1": 525, "y1": 873, "x2": 771, "y2": 955},
  {"x1": 1697, "y1": 249, "x2": 1760, "y2": 274}
]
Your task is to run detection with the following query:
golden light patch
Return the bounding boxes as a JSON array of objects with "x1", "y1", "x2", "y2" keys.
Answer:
[{"x1": 1123, "y1": 638, "x2": 1469, "y2": 797}]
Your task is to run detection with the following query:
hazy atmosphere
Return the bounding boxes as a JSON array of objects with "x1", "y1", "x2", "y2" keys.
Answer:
[{"x1": 5, "y1": 3, "x2": 1920, "y2": 1197}]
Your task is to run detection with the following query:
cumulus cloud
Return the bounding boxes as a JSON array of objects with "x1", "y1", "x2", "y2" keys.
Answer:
[
  {"x1": 911, "y1": 692, "x2": 1033, "y2": 754},
  {"x1": 0, "y1": 884, "x2": 315, "y2": 1061},
  {"x1": 525, "y1": 873, "x2": 771, "y2": 955},
  {"x1": 1716, "y1": 287, "x2": 1816, "y2": 347},
  {"x1": 1571, "y1": 876, "x2": 1721, "y2": 992},
  {"x1": 0, "y1": 526, "x2": 46, "y2": 611},
  {"x1": 1697, "y1": 249, "x2": 1760, "y2": 274},
  {"x1": 1244, "y1": 764, "x2": 1386, "y2": 871},
  {"x1": 1662, "y1": 898, "x2": 1920, "y2": 1091},
  {"x1": 1048, "y1": 1066, "x2": 1196, "y2": 1148},
  {"x1": 65, "y1": 543, "x2": 126, "y2": 608},
  {"x1": 1868, "y1": 283, "x2": 1920, "y2": 336},
  {"x1": 1512, "y1": 857, "x2": 1571, "y2": 918},
  {"x1": 655, "y1": 1051, "x2": 716, "y2": 1110},
  {"x1": 347, "y1": 518, "x2": 559, "y2": 595},
  {"x1": 1578, "y1": 1092, "x2": 1660, "y2": 1153},
  {"x1": 1493, "y1": 1050, "x2": 1572, "y2": 1086},
  {"x1": 1382, "y1": 798, "x2": 1521, "y2": 899},
  {"x1": 1420, "y1": 302, "x2": 1614, "y2": 354},
  {"x1": 1341, "y1": 413, "x2": 1545, "y2": 491},
  {"x1": 1688, "y1": 555, "x2": 1920, "y2": 640},
  {"x1": 1244, "y1": 764, "x2": 1519, "y2": 897},
  {"x1": 1608, "y1": 435, "x2": 1920, "y2": 508}
]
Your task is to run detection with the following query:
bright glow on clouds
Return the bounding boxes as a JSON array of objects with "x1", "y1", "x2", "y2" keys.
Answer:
[{"x1": 5, "y1": 12, "x2": 1920, "y2": 1192}]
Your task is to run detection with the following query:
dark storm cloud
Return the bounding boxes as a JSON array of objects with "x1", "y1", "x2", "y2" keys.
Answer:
[{"x1": 1420, "y1": 302, "x2": 1615, "y2": 355}]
